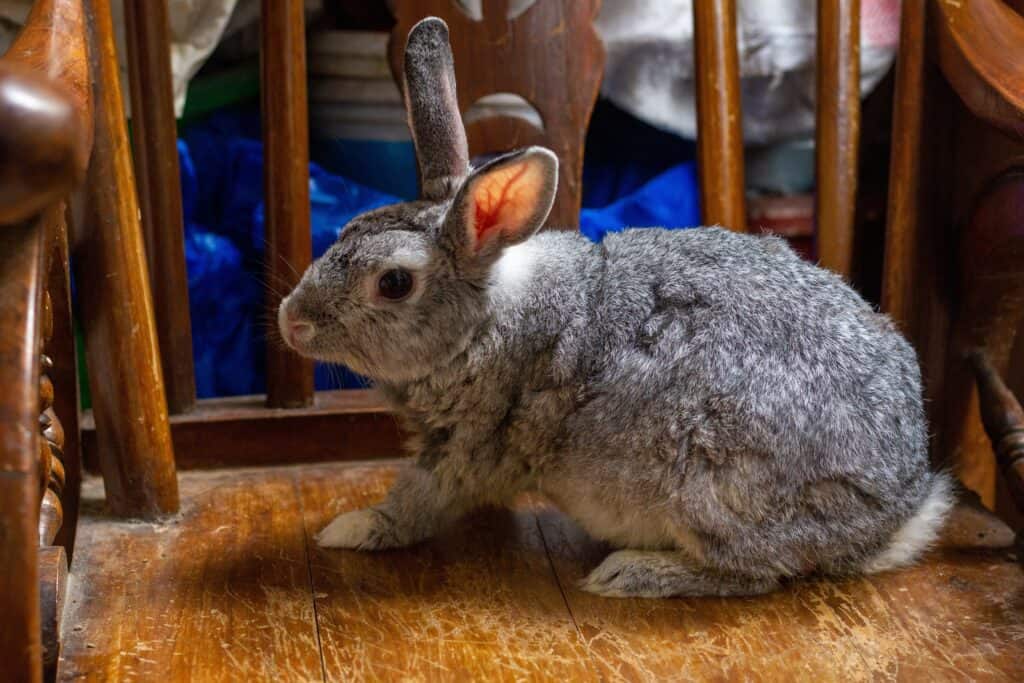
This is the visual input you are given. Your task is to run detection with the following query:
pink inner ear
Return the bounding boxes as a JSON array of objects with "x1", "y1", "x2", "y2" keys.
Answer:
[{"x1": 469, "y1": 160, "x2": 541, "y2": 250}]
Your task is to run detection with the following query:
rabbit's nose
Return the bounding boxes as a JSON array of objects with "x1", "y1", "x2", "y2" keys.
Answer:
[{"x1": 278, "y1": 300, "x2": 316, "y2": 347}]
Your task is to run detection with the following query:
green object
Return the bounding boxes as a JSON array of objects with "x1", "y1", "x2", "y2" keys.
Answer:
[
  {"x1": 178, "y1": 60, "x2": 261, "y2": 127},
  {"x1": 74, "y1": 316, "x2": 91, "y2": 411}
]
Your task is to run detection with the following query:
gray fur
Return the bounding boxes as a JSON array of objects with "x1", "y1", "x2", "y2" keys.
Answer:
[
  {"x1": 278, "y1": 18, "x2": 953, "y2": 598},
  {"x1": 403, "y1": 17, "x2": 469, "y2": 200}
]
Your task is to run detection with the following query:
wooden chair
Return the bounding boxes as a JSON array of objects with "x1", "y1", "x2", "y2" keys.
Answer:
[
  {"x1": 882, "y1": 0, "x2": 1024, "y2": 525},
  {"x1": 0, "y1": 0, "x2": 179, "y2": 679},
  {"x1": 78, "y1": 0, "x2": 864, "y2": 473},
  {"x1": 2, "y1": 0, "x2": 1022, "y2": 680}
]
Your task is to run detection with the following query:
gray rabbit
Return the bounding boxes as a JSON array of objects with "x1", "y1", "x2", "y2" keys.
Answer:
[{"x1": 278, "y1": 17, "x2": 953, "y2": 598}]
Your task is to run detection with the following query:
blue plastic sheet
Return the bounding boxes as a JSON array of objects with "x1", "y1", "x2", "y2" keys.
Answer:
[
  {"x1": 580, "y1": 162, "x2": 700, "y2": 242},
  {"x1": 180, "y1": 107, "x2": 700, "y2": 398}
]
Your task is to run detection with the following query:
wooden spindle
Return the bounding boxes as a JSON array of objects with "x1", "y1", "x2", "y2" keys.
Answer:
[
  {"x1": 41, "y1": 290, "x2": 52, "y2": 341},
  {"x1": 39, "y1": 373, "x2": 54, "y2": 413},
  {"x1": 693, "y1": 0, "x2": 747, "y2": 232},
  {"x1": 261, "y1": 0, "x2": 315, "y2": 408},
  {"x1": 880, "y1": 0, "x2": 925, "y2": 324},
  {"x1": 970, "y1": 351, "x2": 1024, "y2": 512},
  {"x1": 38, "y1": 489, "x2": 63, "y2": 546},
  {"x1": 75, "y1": 0, "x2": 179, "y2": 517},
  {"x1": 46, "y1": 206, "x2": 81, "y2": 554},
  {"x1": 124, "y1": 0, "x2": 197, "y2": 415},
  {"x1": 39, "y1": 433, "x2": 52, "y2": 496},
  {"x1": 815, "y1": 0, "x2": 861, "y2": 278},
  {"x1": 41, "y1": 406, "x2": 66, "y2": 497},
  {"x1": 39, "y1": 251, "x2": 68, "y2": 550},
  {"x1": 41, "y1": 408, "x2": 65, "y2": 458}
]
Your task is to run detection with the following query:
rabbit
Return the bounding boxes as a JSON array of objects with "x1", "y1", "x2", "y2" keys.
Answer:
[{"x1": 277, "y1": 17, "x2": 954, "y2": 598}]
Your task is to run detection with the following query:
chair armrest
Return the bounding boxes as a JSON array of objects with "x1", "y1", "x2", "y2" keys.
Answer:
[{"x1": 0, "y1": 0, "x2": 91, "y2": 225}]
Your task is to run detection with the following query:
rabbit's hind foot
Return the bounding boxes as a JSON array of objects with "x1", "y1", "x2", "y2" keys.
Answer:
[{"x1": 579, "y1": 549, "x2": 779, "y2": 598}]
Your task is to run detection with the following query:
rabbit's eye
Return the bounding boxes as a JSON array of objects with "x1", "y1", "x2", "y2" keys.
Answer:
[{"x1": 378, "y1": 269, "x2": 414, "y2": 301}]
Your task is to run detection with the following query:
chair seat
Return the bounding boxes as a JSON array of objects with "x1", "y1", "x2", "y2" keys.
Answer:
[{"x1": 60, "y1": 462, "x2": 1024, "y2": 681}]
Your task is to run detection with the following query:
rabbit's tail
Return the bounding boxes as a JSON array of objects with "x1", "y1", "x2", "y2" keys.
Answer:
[{"x1": 860, "y1": 471, "x2": 956, "y2": 574}]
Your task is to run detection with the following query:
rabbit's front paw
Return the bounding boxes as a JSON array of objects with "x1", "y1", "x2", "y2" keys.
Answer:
[{"x1": 315, "y1": 508, "x2": 399, "y2": 550}]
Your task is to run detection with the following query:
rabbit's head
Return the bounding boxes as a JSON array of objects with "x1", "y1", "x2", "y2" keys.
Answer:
[{"x1": 279, "y1": 17, "x2": 558, "y2": 383}]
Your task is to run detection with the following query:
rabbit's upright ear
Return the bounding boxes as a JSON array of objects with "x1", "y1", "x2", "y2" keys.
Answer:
[
  {"x1": 403, "y1": 17, "x2": 470, "y2": 200},
  {"x1": 447, "y1": 147, "x2": 558, "y2": 259}
]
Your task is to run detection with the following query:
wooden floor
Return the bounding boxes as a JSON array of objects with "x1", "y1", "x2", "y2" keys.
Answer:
[{"x1": 60, "y1": 462, "x2": 1024, "y2": 682}]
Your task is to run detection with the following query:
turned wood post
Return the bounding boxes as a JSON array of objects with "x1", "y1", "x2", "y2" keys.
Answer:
[
  {"x1": 124, "y1": 0, "x2": 196, "y2": 415},
  {"x1": 971, "y1": 351, "x2": 1024, "y2": 513},
  {"x1": 815, "y1": 0, "x2": 861, "y2": 278},
  {"x1": 74, "y1": 0, "x2": 179, "y2": 518},
  {"x1": 693, "y1": 0, "x2": 746, "y2": 232},
  {"x1": 261, "y1": 0, "x2": 315, "y2": 408}
]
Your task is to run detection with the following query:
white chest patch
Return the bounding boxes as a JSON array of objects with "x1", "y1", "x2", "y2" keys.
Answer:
[{"x1": 489, "y1": 241, "x2": 541, "y2": 304}]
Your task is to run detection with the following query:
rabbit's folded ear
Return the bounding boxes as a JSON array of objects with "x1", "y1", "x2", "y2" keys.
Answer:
[
  {"x1": 447, "y1": 147, "x2": 558, "y2": 259},
  {"x1": 403, "y1": 17, "x2": 470, "y2": 200}
]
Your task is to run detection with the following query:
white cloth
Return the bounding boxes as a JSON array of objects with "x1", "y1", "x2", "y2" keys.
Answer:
[
  {"x1": 596, "y1": 0, "x2": 901, "y2": 144},
  {"x1": 0, "y1": 0, "x2": 898, "y2": 140},
  {"x1": 0, "y1": 0, "x2": 320, "y2": 117}
]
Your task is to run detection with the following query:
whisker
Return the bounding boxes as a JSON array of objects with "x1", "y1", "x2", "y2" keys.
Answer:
[
  {"x1": 253, "y1": 268, "x2": 300, "y2": 295},
  {"x1": 256, "y1": 236, "x2": 305, "y2": 280}
]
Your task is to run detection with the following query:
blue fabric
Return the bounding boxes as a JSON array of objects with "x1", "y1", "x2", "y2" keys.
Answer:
[
  {"x1": 580, "y1": 163, "x2": 701, "y2": 242},
  {"x1": 178, "y1": 106, "x2": 700, "y2": 398},
  {"x1": 179, "y1": 114, "x2": 397, "y2": 397}
]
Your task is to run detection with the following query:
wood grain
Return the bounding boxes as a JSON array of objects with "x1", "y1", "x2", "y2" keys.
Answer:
[
  {"x1": 37, "y1": 207, "x2": 69, "y2": 553},
  {"x1": 879, "y1": 0, "x2": 958, "y2": 470},
  {"x1": 58, "y1": 468, "x2": 325, "y2": 682},
  {"x1": 880, "y1": 0, "x2": 926, "y2": 326},
  {"x1": 0, "y1": 66, "x2": 82, "y2": 226},
  {"x1": 39, "y1": 545, "x2": 68, "y2": 677},
  {"x1": 388, "y1": 0, "x2": 604, "y2": 228},
  {"x1": 296, "y1": 464, "x2": 595, "y2": 681},
  {"x1": 47, "y1": 204, "x2": 81, "y2": 557},
  {"x1": 0, "y1": 4, "x2": 89, "y2": 679},
  {"x1": 0, "y1": 0, "x2": 91, "y2": 225},
  {"x1": 937, "y1": 81, "x2": 1024, "y2": 522},
  {"x1": 692, "y1": 0, "x2": 746, "y2": 232},
  {"x1": 815, "y1": 0, "x2": 860, "y2": 278},
  {"x1": 0, "y1": 220, "x2": 45, "y2": 683},
  {"x1": 60, "y1": 462, "x2": 1024, "y2": 681},
  {"x1": 933, "y1": 0, "x2": 1024, "y2": 141},
  {"x1": 942, "y1": 172, "x2": 1024, "y2": 505},
  {"x1": 124, "y1": 0, "x2": 196, "y2": 415},
  {"x1": 74, "y1": 0, "x2": 178, "y2": 518},
  {"x1": 4, "y1": 0, "x2": 92, "y2": 148},
  {"x1": 882, "y1": 0, "x2": 1024, "y2": 517},
  {"x1": 80, "y1": 389, "x2": 404, "y2": 470},
  {"x1": 261, "y1": 0, "x2": 314, "y2": 408},
  {"x1": 537, "y1": 505, "x2": 1024, "y2": 681}
]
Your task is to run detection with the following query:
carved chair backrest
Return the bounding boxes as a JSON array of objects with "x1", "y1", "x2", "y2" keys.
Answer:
[{"x1": 882, "y1": 0, "x2": 1024, "y2": 523}]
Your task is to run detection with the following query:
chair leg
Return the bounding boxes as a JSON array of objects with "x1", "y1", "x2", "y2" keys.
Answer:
[
  {"x1": 72, "y1": 0, "x2": 178, "y2": 518},
  {"x1": 971, "y1": 350, "x2": 1024, "y2": 514},
  {"x1": 39, "y1": 546, "x2": 68, "y2": 679}
]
